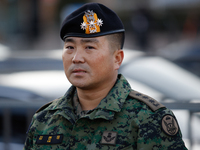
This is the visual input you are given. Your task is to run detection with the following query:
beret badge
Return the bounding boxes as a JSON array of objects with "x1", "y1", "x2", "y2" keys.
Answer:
[{"x1": 80, "y1": 10, "x2": 103, "y2": 34}]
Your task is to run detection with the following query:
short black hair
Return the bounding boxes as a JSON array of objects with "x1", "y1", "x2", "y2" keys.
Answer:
[{"x1": 106, "y1": 32, "x2": 124, "y2": 51}]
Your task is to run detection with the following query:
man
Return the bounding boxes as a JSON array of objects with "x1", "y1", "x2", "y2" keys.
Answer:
[{"x1": 24, "y1": 3, "x2": 187, "y2": 150}]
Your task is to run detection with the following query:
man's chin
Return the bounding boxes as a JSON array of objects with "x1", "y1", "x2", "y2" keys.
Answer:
[
  {"x1": 71, "y1": 82, "x2": 95, "y2": 90},
  {"x1": 69, "y1": 80, "x2": 87, "y2": 88}
]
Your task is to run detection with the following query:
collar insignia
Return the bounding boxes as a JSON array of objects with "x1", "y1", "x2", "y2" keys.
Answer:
[
  {"x1": 36, "y1": 134, "x2": 63, "y2": 145},
  {"x1": 80, "y1": 10, "x2": 103, "y2": 34},
  {"x1": 101, "y1": 131, "x2": 117, "y2": 145},
  {"x1": 162, "y1": 115, "x2": 179, "y2": 136}
]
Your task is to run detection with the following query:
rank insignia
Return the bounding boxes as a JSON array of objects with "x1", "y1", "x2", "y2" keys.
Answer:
[
  {"x1": 101, "y1": 131, "x2": 117, "y2": 145},
  {"x1": 161, "y1": 115, "x2": 179, "y2": 136},
  {"x1": 36, "y1": 134, "x2": 63, "y2": 145},
  {"x1": 80, "y1": 10, "x2": 103, "y2": 34},
  {"x1": 129, "y1": 90, "x2": 165, "y2": 112}
]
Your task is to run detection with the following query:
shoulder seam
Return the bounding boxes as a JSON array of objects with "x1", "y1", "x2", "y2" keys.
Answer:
[
  {"x1": 35, "y1": 98, "x2": 60, "y2": 113},
  {"x1": 129, "y1": 90, "x2": 165, "y2": 112}
]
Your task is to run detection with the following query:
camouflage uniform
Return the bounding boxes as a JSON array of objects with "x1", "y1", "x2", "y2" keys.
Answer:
[{"x1": 24, "y1": 74, "x2": 187, "y2": 150}]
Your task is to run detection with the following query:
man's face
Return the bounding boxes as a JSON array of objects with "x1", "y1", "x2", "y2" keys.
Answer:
[{"x1": 62, "y1": 36, "x2": 123, "y2": 90}]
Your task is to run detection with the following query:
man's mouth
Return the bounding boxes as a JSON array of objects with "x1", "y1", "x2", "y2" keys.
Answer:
[{"x1": 72, "y1": 69, "x2": 87, "y2": 73}]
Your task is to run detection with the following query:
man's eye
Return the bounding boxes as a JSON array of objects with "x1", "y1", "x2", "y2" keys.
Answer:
[
  {"x1": 66, "y1": 46, "x2": 74, "y2": 49},
  {"x1": 86, "y1": 46, "x2": 94, "y2": 49}
]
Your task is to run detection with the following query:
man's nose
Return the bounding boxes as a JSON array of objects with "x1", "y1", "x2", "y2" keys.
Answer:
[{"x1": 72, "y1": 50, "x2": 85, "y2": 63}]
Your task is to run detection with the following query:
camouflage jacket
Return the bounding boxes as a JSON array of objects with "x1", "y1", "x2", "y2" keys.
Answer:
[{"x1": 24, "y1": 74, "x2": 187, "y2": 150}]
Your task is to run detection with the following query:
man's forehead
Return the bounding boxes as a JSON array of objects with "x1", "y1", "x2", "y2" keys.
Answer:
[{"x1": 64, "y1": 37, "x2": 103, "y2": 43}]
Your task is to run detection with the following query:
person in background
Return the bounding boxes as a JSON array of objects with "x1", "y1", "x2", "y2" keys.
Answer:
[{"x1": 24, "y1": 3, "x2": 187, "y2": 150}]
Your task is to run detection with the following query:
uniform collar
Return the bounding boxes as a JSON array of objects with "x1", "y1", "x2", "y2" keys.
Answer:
[
  {"x1": 49, "y1": 86, "x2": 76, "y2": 111},
  {"x1": 96, "y1": 74, "x2": 131, "y2": 112},
  {"x1": 81, "y1": 74, "x2": 131, "y2": 121}
]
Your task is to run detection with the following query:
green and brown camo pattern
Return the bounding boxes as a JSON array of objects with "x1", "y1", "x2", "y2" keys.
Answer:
[{"x1": 24, "y1": 74, "x2": 187, "y2": 150}]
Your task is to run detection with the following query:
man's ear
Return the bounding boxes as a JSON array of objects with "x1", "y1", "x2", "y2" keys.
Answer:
[{"x1": 114, "y1": 50, "x2": 124, "y2": 70}]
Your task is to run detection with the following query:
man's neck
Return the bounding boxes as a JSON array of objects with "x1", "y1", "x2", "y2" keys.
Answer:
[{"x1": 76, "y1": 79, "x2": 117, "y2": 111}]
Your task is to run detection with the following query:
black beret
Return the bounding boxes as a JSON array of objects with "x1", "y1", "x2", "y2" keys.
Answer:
[{"x1": 60, "y1": 3, "x2": 125, "y2": 45}]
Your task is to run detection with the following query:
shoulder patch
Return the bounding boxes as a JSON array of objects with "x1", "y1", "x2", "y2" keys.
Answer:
[
  {"x1": 129, "y1": 90, "x2": 165, "y2": 112},
  {"x1": 161, "y1": 115, "x2": 179, "y2": 136}
]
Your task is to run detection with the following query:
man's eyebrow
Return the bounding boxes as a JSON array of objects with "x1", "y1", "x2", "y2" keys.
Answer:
[
  {"x1": 64, "y1": 38, "x2": 75, "y2": 43},
  {"x1": 64, "y1": 38, "x2": 99, "y2": 44},
  {"x1": 80, "y1": 38, "x2": 99, "y2": 44}
]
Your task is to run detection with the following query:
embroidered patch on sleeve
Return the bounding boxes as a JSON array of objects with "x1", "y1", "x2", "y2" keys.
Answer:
[
  {"x1": 101, "y1": 131, "x2": 117, "y2": 145},
  {"x1": 36, "y1": 134, "x2": 63, "y2": 145},
  {"x1": 161, "y1": 115, "x2": 179, "y2": 136}
]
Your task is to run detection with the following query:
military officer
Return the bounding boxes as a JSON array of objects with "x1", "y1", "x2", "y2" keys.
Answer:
[{"x1": 24, "y1": 3, "x2": 188, "y2": 150}]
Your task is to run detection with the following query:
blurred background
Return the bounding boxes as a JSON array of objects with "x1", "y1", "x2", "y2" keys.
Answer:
[{"x1": 0, "y1": 0, "x2": 200, "y2": 150}]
